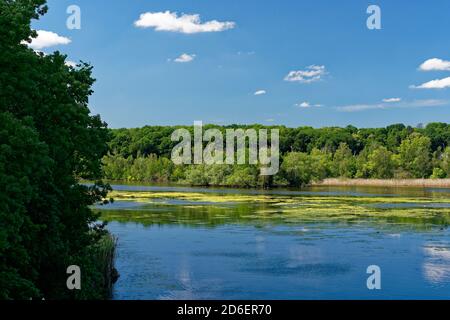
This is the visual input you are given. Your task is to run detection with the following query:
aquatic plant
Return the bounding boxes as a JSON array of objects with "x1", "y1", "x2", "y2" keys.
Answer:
[{"x1": 98, "y1": 190, "x2": 450, "y2": 227}]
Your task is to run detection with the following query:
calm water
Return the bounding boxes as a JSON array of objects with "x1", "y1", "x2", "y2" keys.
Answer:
[{"x1": 96, "y1": 185, "x2": 450, "y2": 300}]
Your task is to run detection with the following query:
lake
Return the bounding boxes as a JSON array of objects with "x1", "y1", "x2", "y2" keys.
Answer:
[{"x1": 94, "y1": 184, "x2": 450, "y2": 300}]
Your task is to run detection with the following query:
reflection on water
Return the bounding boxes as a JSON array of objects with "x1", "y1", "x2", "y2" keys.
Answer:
[
  {"x1": 96, "y1": 184, "x2": 450, "y2": 300},
  {"x1": 423, "y1": 245, "x2": 450, "y2": 284},
  {"x1": 102, "y1": 183, "x2": 450, "y2": 198}
]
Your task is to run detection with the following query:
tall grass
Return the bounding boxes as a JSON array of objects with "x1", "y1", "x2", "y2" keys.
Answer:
[
  {"x1": 94, "y1": 233, "x2": 118, "y2": 298},
  {"x1": 314, "y1": 178, "x2": 450, "y2": 188}
]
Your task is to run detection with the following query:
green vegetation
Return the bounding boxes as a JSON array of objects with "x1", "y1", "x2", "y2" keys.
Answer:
[
  {"x1": 91, "y1": 233, "x2": 118, "y2": 299},
  {"x1": 102, "y1": 123, "x2": 450, "y2": 187},
  {"x1": 0, "y1": 0, "x2": 113, "y2": 299},
  {"x1": 99, "y1": 190, "x2": 450, "y2": 227}
]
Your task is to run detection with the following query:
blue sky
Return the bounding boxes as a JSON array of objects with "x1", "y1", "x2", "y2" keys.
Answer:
[{"x1": 30, "y1": 0, "x2": 450, "y2": 128}]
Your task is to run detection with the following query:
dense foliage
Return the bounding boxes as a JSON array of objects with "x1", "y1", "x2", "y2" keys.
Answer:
[
  {"x1": 103, "y1": 123, "x2": 450, "y2": 187},
  {"x1": 0, "y1": 0, "x2": 111, "y2": 299}
]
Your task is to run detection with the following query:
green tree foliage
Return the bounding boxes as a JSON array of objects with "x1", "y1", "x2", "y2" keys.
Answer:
[
  {"x1": 128, "y1": 154, "x2": 174, "y2": 182},
  {"x1": 310, "y1": 148, "x2": 332, "y2": 181},
  {"x1": 398, "y1": 133, "x2": 432, "y2": 178},
  {"x1": 0, "y1": 113, "x2": 51, "y2": 298},
  {"x1": 431, "y1": 168, "x2": 446, "y2": 179},
  {"x1": 102, "y1": 153, "x2": 133, "y2": 180},
  {"x1": 332, "y1": 143, "x2": 355, "y2": 178},
  {"x1": 442, "y1": 147, "x2": 450, "y2": 177},
  {"x1": 102, "y1": 122, "x2": 450, "y2": 187},
  {"x1": 1, "y1": 0, "x2": 110, "y2": 299},
  {"x1": 224, "y1": 166, "x2": 258, "y2": 188},
  {"x1": 385, "y1": 124, "x2": 412, "y2": 151},
  {"x1": 280, "y1": 152, "x2": 313, "y2": 187},
  {"x1": 366, "y1": 146, "x2": 395, "y2": 179},
  {"x1": 423, "y1": 122, "x2": 450, "y2": 151},
  {"x1": 183, "y1": 165, "x2": 210, "y2": 186}
]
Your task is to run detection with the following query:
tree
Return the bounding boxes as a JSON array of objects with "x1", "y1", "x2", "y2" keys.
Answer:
[
  {"x1": 398, "y1": 133, "x2": 432, "y2": 178},
  {"x1": 431, "y1": 168, "x2": 446, "y2": 179},
  {"x1": 385, "y1": 124, "x2": 408, "y2": 152},
  {"x1": 226, "y1": 166, "x2": 259, "y2": 188},
  {"x1": 1, "y1": 0, "x2": 110, "y2": 299},
  {"x1": 441, "y1": 147, "x2": 450, "y2": 177},
  {"x1": 184, "y1": 165, "x2": 210, "y2": 186},
  {"x1": 332, "y1": 143, "x2": 355, "y2": 178},
  {"x1": 102, "y1": 153, "x2": 133, "y2": 180},
  {"x1": 366, "y1": 146, "x2": 396, "y2": 178},
  {"x1": 310, "y1": 148, "x2": 332, "y2": 181},
  {"x1": 424, "y1": 123, "x2": 450, "y2": 151},
  {"x1": 0, "y1": 112, "x2": 51, "y2": 298},
  {"x1": 280, "y1": 152, "x2": 313, "y2": 187}
]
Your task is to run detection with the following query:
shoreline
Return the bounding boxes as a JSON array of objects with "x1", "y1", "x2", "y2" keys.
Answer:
[
  {"x1": 89, "y1": 178, "x2": 450, "y2": 190},
  {"x1": 312, "y1": 178, "x2": 450, "y2": 188}
]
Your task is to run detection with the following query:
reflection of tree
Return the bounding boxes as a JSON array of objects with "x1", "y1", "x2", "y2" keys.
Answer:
[{"x1": 96, "y1": 200, "x2": 450, "y2": 230}]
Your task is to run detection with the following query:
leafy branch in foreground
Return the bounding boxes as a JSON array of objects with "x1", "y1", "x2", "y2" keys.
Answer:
[{"x1": 1, "y1": 0, "x2": 113, "y2": 299}]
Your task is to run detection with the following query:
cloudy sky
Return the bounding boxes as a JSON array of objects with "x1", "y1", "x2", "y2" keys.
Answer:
[{"x1": 31, "y1": 0, "x2": 450, "y2": 128}]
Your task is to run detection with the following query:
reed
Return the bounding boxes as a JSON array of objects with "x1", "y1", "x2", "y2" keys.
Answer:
[
  {"x1": 95, "y1": 233, "x2": 119, "y2": 298},
  {"x1": 313, "y1": 178, "x2": 450, "y2": 188}
]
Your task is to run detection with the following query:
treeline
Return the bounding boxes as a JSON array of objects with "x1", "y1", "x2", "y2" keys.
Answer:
[{"x1": 102, "y1": 123, "x2": 450, "y2": 187}]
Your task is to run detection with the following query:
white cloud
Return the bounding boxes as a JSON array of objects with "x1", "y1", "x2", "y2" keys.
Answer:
[
  {"x1": 65, "y1": 60, "x2": 77, "y2": 68},
  {"x1": 337, "y1": 99, "x2": 448, "y2": 112},
  {"x1": 419, "y1": 58, "x2": 450, "y2": 72},
  {"x1": 423, "y1": 263, "x2": 450, "y2": 283},
  {"x1": 296, "y1": 101, "x2": 322, "y2": 108},
  {"x1": 423, "y1": 246, "x2": 450, "y2": 283},
  {"x1": 174, "y1": 53, "x2": 195, "y2": 63},
  {"x1": 254, "y1": 90, "x2": 266, "y2": 96},
  {"x1": 24, "y1": 30, "x2": 71, "y2": 50},
  {"x1": 424, "y1": 246, "x2": 450, "y2": 260},
  {"x1": 411, "y1": 77, "x2": 450, "y2": 89},
  {"x1": 338, "y1": 103, "x2": 384, "y2": 112},
  {"x1": 382, "y1": 97, "x2": 401, "y2": 103},
  {"x1": 134, "y1": 11, "x2": 235, "y2": 34},
  {"x1": 284, "y1": 65, "x2": 327, "y2": 83},
  {"x1": 237, "y1": 51, "x2": 255, "y2": 56},
  {"x1": 298, "y1": 102, "x2": 311, "y2": 108}
]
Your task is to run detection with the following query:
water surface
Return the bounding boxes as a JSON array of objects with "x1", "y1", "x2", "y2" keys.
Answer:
[{"x1": 96, "y1": 184, "x2": 450, "y2": 300}]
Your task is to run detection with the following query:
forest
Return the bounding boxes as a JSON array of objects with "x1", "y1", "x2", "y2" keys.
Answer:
[{"x1": 102, "y1": 123, "x2": 450, "y2": 188}]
